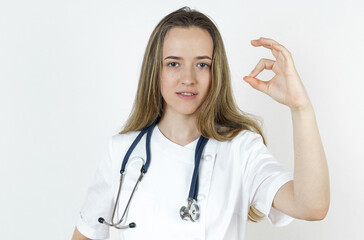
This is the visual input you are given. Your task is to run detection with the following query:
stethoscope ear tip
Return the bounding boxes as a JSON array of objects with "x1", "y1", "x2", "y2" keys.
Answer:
[
  {"x1": 98, "y1": 217, "x2": 105, "y2": 224},
  {"x1": 129, "y1": 222, "x2": 136, "y2": 228}
]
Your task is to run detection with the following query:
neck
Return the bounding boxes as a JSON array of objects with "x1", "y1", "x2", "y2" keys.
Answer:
[{"x1": 158, "y1": 111, "x2": 200, "y2": 146}]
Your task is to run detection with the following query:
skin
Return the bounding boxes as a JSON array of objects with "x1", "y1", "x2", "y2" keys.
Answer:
[
  {"x1": 158, "y1": 27, "x2": 213, "y2": 146},
  {"x1": 243, "y1": 37, "x2": 330, "y2": 220},
  {"x1": 72, "y1": 26, "x2": 214, "y2": 240},
  {"x1": 72, "y1": 31, "x2": 330, "y2": 239},
  {"x1": 72, "y1": 228, "x2": 91, "y2": 240}
]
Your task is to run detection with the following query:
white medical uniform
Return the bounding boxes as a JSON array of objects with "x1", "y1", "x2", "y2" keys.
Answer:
[{"x1": 76, "y1": 126, "x2": 294, "y2": 240}]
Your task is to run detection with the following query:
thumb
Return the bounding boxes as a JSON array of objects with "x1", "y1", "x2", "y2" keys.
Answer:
[{"x1": 243, "y1": 76, "x2": 269, "y2": 94}]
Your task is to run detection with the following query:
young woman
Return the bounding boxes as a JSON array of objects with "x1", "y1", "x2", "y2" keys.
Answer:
[{"x1": 72, "y1": 6, "x2": 330, "y2": 240}]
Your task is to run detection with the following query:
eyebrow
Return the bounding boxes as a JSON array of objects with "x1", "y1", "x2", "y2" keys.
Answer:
[{"x1": 163, "y1": 56, "x2": 212, "y2": 61}]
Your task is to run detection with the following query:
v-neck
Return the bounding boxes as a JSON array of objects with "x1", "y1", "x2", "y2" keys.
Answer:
[{"x1": 154, "y1": 124, "x2": 199, "y2": 151}]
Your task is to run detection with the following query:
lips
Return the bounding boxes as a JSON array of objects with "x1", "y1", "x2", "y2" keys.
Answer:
[{"x1": 176, "y1": 91, "x2": 197, "y2": 96}]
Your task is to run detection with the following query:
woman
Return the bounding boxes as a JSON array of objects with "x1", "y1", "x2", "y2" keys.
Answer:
[{"x1": 72, "y1": 6, "x2": 329, "y2": 240}]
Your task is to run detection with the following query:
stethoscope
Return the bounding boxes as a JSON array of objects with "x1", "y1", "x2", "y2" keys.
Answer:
[{"x1": 98, "y1": 121, "x2": 209, "y2": 229}]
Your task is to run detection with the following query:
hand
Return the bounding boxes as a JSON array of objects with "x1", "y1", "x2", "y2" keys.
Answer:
[{"x1": 243, "y1": 37, "x2": 311, "y2": 111}]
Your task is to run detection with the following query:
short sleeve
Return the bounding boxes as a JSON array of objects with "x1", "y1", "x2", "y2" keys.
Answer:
[
  {"x1": 244, "y1": 132, "x2": 294, "y2": 226},
  {"x1": 76, "y1": 137, "x2": 114, "y2": 239}
]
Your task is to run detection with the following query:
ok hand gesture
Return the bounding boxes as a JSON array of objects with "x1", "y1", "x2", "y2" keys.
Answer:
[{"x1": 243, "y1": 37, "x2": 311, "y2": 111}]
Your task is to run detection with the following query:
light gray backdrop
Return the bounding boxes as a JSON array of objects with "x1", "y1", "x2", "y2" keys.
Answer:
[{"x1": 0, "y1": 0, "x2": 363, "y2": 239}]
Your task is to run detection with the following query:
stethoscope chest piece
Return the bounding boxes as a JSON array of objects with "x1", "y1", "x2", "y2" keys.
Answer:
[
  {"x1": 99, "y1": 121, "x2": 208, "y2": 229},
  {"x1": 180, "y1": 198, "x2": 200, "y2": 222}
]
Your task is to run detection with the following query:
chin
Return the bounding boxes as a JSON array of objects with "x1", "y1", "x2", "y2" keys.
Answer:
[{"x1": 176, "y1": 107, "x2": 200, "y2": 116}]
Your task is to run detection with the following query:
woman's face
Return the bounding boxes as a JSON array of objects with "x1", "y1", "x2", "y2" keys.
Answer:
[{"x1": 160, "y1": 26, "x2": 213, "y2": 118}]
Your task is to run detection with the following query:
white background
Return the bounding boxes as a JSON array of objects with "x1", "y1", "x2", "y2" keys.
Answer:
[{"x1": 0, "y1": 0, "x2": 363, "y2": 239}]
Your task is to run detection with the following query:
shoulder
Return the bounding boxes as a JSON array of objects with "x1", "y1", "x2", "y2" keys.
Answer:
[
  {"x1": 218, "y1": 130, "x2": 265, "y2": 151},
  {"x1": 210, "y1": 130, "x2": 270, "y2": 182},
  {"x1": 108, "y1": 131, "x2": 142, "y2": 158},
  {"x1": 215, "y1": 130, "x2": 270, "y2": 170},
  {"x1": 111, "y1": 131, "x2": 140, "y2": 146},
  {"x1": 211, "y1": 130, "x2": 267, "y2": 167}
]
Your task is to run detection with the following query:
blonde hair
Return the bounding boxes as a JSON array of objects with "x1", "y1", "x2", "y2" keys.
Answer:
[{"x1": 120, "y1": 6, "x2": 265, "y2": 222}]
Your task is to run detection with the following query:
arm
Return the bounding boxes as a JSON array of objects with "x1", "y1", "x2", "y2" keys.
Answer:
[
  {"x1": 243, "y1": 37, "x2": 330, "y2": 220},
  {"x1": 71, "y1": 227, "x2": 92, "y2": 240},
  {"x1": 273, "y1": 103, "x2": 330, "y2": 220}
]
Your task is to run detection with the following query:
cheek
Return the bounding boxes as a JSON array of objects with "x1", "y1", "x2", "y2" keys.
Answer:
[
  {"x1": 161, "y1": 71, "x2": 178, "y2": 89},
  {"x1": 160, "y1": 71, "x2": 167, "y2": 94},
  {"x1": 160, "y1": 74, "x2": 174, "y2": 99},
  {"x1": 160, "y1": 80, "x2": 167, "y2": 100},
  {"x1": 202, "y1": 76, "x2": 212, "y2": 95}
]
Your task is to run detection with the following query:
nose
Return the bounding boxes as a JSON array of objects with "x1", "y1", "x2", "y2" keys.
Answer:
[{"x1": 180, "y1": 65, "x2": 196, "y2": 85}]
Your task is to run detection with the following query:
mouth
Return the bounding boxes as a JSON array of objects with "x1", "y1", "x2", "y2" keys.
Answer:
[{"x1": 177, "y1": 92, "x2": 197, "y2": 96}]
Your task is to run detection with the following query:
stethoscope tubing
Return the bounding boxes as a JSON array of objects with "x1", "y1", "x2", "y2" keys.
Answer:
[
  {"x1": 99, "y1": 120, "x2": 208, "y2": 228},
  {"x1": 189, "y1": 136, "x2": 209, "y2": 200}
]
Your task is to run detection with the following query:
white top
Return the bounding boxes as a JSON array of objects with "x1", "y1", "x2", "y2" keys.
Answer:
[{"x1": 76, "y1": 126, "x2": 294, "y2": 240}]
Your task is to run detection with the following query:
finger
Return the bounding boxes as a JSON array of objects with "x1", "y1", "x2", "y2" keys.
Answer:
[
  {"x1": 252, "y1": 37, "x2": 292, "y2": 61},
  {"x1": 251, "y1": 37, "x2": 279, "y2": 49},
  {"x1": 251, "y1": 38, "x2": 282, "y2": 61},
  {"x1": 249, "y1": 58, "x2": 276, "y2": 78},
  {"x1": 243, "y1": 76, "x2": 269, "y2": 94},
  {"x1": 271, "y1": 43, "x2": 292, "y2": 62}
]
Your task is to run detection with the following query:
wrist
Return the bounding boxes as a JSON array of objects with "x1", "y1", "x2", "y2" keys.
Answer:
[
  {"x1": 290, "y1": 101, "x2": 313, "y2": 114},
  {"x1": 290, "y1": 103, "x2": 316, "y2": 122}
]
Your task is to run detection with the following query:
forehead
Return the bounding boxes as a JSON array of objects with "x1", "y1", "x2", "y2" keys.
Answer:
[{"x1": 162, "y1": 27, "x2": 213, "y2": 57}]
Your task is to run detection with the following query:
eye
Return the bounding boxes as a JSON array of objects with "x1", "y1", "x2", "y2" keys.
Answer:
[
  {"x1": 167, "y1": 62, "x2": 179, "y2": 67},
  {"x1": 198, "y1": 63, "x2": 210, "y2": 68}
]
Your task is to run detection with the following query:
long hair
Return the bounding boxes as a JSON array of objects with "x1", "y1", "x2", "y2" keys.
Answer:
[{"x1": 120, "y1": 6, "x2": 265, "y2": 222}]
